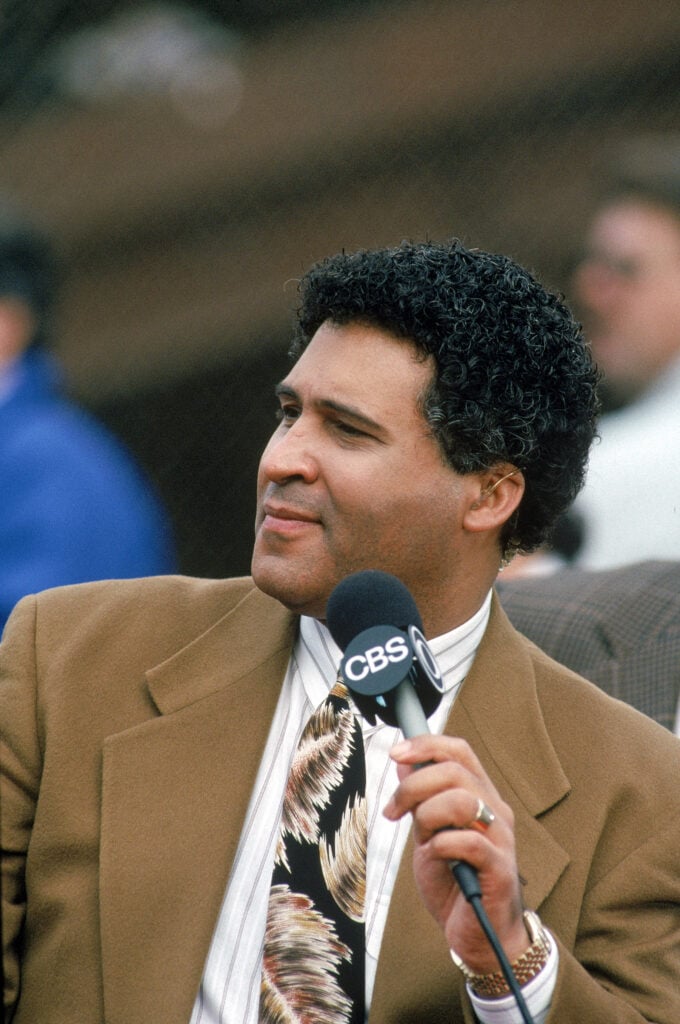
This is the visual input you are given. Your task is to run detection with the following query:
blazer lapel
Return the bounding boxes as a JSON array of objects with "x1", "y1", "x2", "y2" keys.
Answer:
[
  {"x1": 99, "y1": 587, "x2": 296, "y2": 1024},
  {"x1": 370, "y1": 594, "x2": 571, "y2": 1022},
  {"x1": 449, "y1": 599, "x2": 572, "y2": 911}
]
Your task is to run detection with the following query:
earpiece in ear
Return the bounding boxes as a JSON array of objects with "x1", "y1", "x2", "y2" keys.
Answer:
[{"x1": 475, "y1": 469, "x2": 519, "y2": 507}]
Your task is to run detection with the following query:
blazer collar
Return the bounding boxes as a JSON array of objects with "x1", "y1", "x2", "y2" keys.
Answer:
[{"x1": 145, "y1": 584, "x2": 295, "y2": 715}]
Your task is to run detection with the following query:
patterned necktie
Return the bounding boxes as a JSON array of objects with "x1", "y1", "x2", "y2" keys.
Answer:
[{"x1": 259, "y1": 677, "x2": 367, "y2": 1024}]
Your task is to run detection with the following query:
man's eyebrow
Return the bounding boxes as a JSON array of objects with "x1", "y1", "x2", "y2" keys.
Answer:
[
  {"x1": 274, "y1": 382, "x2": 385, "y2": 434},
  {"x1": 275, "y1": 382, "x2": 298, "y2": 400}
]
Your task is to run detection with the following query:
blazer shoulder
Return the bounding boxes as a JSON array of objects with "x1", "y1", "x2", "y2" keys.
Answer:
[
  {"x1": 4, "y1": 575, "x2": 267, "y2": 668},
  {"x1": 33, "y1": 573, "x2": 256, "y2": 616}
]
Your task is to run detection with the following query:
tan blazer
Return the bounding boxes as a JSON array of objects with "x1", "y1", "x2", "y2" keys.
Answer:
[{"x1": 2, "y1": 575, "x2": 680, "y2": 1023}]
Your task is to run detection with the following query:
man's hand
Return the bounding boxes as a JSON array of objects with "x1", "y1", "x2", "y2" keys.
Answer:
[{"x1": 383, "y1": 734, "x2": 530, "y2": 973}]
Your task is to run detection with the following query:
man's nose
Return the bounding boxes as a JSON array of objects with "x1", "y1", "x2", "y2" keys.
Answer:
[{"x1": 259, "y1": 420, "x2": 319, "y2": 484}]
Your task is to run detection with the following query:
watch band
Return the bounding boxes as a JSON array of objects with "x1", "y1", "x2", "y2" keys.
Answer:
[{"x1": 451, "y1": 909, "x2": 551, "y2": 998}]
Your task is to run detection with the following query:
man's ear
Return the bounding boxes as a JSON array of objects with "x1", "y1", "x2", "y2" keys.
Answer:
[
  {"x1": 463, "y1": 465, "x2": 525, "y2": 534},
  {"x1": 0, "y1": 297, "x2": 37, "y2": 364}
]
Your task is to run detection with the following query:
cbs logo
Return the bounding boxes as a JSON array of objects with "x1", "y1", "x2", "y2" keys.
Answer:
[{"x1": 343, "y1": 634, "x2": 410, "y2": 682}]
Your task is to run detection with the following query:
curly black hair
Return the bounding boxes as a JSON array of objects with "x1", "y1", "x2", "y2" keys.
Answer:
[{"x1": 292, "y1": 238, "x2": 600, "y2": 555}]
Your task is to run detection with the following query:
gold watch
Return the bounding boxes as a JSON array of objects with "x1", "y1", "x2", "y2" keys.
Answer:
[{"x1": 451, "y1": 909, "x2": 551, "y2": 998}]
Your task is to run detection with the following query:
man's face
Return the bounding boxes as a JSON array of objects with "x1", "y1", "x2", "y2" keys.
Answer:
[
  {"x1": 251, "y1": 321, "x2": 475, "y2": 625},
  {"x1": 572, "y1": 199, "x2": 680, "y2": 404}
]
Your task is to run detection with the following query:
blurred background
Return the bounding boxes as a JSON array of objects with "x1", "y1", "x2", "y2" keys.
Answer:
[{"x1": 2, "y1": 0, "x2": 680, "y2": 580}]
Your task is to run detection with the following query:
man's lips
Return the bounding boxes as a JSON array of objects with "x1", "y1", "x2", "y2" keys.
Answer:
[{"x1": 260, "y1": 504, "x2": 321, "y2": 534}]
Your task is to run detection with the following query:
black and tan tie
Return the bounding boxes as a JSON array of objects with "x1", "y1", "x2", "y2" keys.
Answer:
[{"x1": 259, "y1": 678, "x2": 367, "y2": 1024}]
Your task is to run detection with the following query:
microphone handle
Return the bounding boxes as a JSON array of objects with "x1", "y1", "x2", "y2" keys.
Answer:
[
  {"x1": 392, "y1": 681, "x2": 481, "y2": 901},
  {"x1": 392, "y1": 676, "x2": 431, "y2": 737}
]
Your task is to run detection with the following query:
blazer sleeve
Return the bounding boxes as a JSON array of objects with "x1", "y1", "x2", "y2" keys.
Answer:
[{"x1": 1, "y1": 595, "x2": 42, "y2": 1016}]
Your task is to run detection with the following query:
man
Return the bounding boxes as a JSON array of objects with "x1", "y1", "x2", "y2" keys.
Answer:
[
  {"x1": 0, "y1": 201, "x2": 176, "y2": 631},
  {"x1": 570, "y1": 134, "x2": 680, "y2": 568},
  {"x1": 2, "y1": 239, "x2": 679, "y2": 1024},
  {"x1": 499, "y1": 559, "x2": 680, "y2": 732}
]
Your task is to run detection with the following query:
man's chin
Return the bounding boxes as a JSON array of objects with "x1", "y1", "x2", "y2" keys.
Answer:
[{"x1": 251, "y1": 556, "x2": 329, "y2": 620}]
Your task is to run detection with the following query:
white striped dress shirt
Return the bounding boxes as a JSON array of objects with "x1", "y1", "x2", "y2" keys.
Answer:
[{"x1": 189, "y1": 590, "x2": 555, "y2": 1023}]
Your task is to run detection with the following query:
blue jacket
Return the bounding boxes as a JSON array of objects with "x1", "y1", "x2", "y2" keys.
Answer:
[{"x1": 1, "y1": 349, "x2": 176, "y2": 631}]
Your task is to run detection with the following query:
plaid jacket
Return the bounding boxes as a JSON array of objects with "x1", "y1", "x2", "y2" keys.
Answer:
[{"x1": 499, "y1": 560, "x2": 680, "y2": 731}]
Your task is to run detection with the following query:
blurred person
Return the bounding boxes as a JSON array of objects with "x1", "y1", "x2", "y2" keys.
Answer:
[
  {"x1": 2, "y1": 238, "x2": 679, "y2": 1024},
  {"x1": 570, "y1": 134, "x2": 680, "y2": 568},
  {"x1": 498, "y1": 560, "x2": 680, "y2": 732},
  {"x1": 0, "y1": 201, "x2": 176, "y2": 632}
]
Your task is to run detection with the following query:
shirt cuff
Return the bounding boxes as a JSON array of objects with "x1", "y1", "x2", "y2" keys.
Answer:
[{"x1": 464, "y1": 929, "x2": 558, "y2": 1024}]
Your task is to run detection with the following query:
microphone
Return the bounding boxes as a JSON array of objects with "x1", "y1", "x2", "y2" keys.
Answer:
[
  {"x1": 326, "y1": 569, "x2": 537, "y2": 1024},
  {"x1": 326, "y1": 569, "x2": 480, "y2": 900},
  {"x1": 326, "y1": 568, "x2": 445, "y2": 731}
]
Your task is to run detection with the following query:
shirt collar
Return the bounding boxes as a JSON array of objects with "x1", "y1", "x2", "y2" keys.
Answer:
[{"x1": 297, "y1": 590, "x2": 492, "y2": 710}]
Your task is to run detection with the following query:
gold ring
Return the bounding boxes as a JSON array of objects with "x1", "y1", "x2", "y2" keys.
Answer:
[{"x1": 468, "y1": 797, "x2": 495, "y2": 833}]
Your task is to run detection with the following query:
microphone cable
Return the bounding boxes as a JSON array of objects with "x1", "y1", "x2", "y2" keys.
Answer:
[{"x1": 451, "y1": 860, "x2": 537, "y2": 1024}]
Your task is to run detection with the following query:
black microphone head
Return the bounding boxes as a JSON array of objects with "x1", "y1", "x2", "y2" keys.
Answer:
[{"x1": 326, "y1": 569, "x2": 423, "y2": 651}]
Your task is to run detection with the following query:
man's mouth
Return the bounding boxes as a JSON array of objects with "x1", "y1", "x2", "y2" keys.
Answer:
[{"x1": 260, "y1": 502, "x2": 321, "y2": 535}]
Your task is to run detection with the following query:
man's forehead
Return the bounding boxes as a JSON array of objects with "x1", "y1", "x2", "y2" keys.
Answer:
[
  {"x1": 291, "y1": 322, "x2": 432, "y2": 372},
  {"x1": 278, "y1": 325, "x2": 435, "y2": 425}
]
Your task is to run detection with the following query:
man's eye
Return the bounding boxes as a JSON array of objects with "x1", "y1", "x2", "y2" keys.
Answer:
[
  {"x1": 336, "y1": 421, "x2": 363, "y2": 435},
  {"x1": 275, "y1": 405, "x2": 300, "y2": 424},
  {"x1": 333, "y1": 420, "x2": 371, "y2": 439}
]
